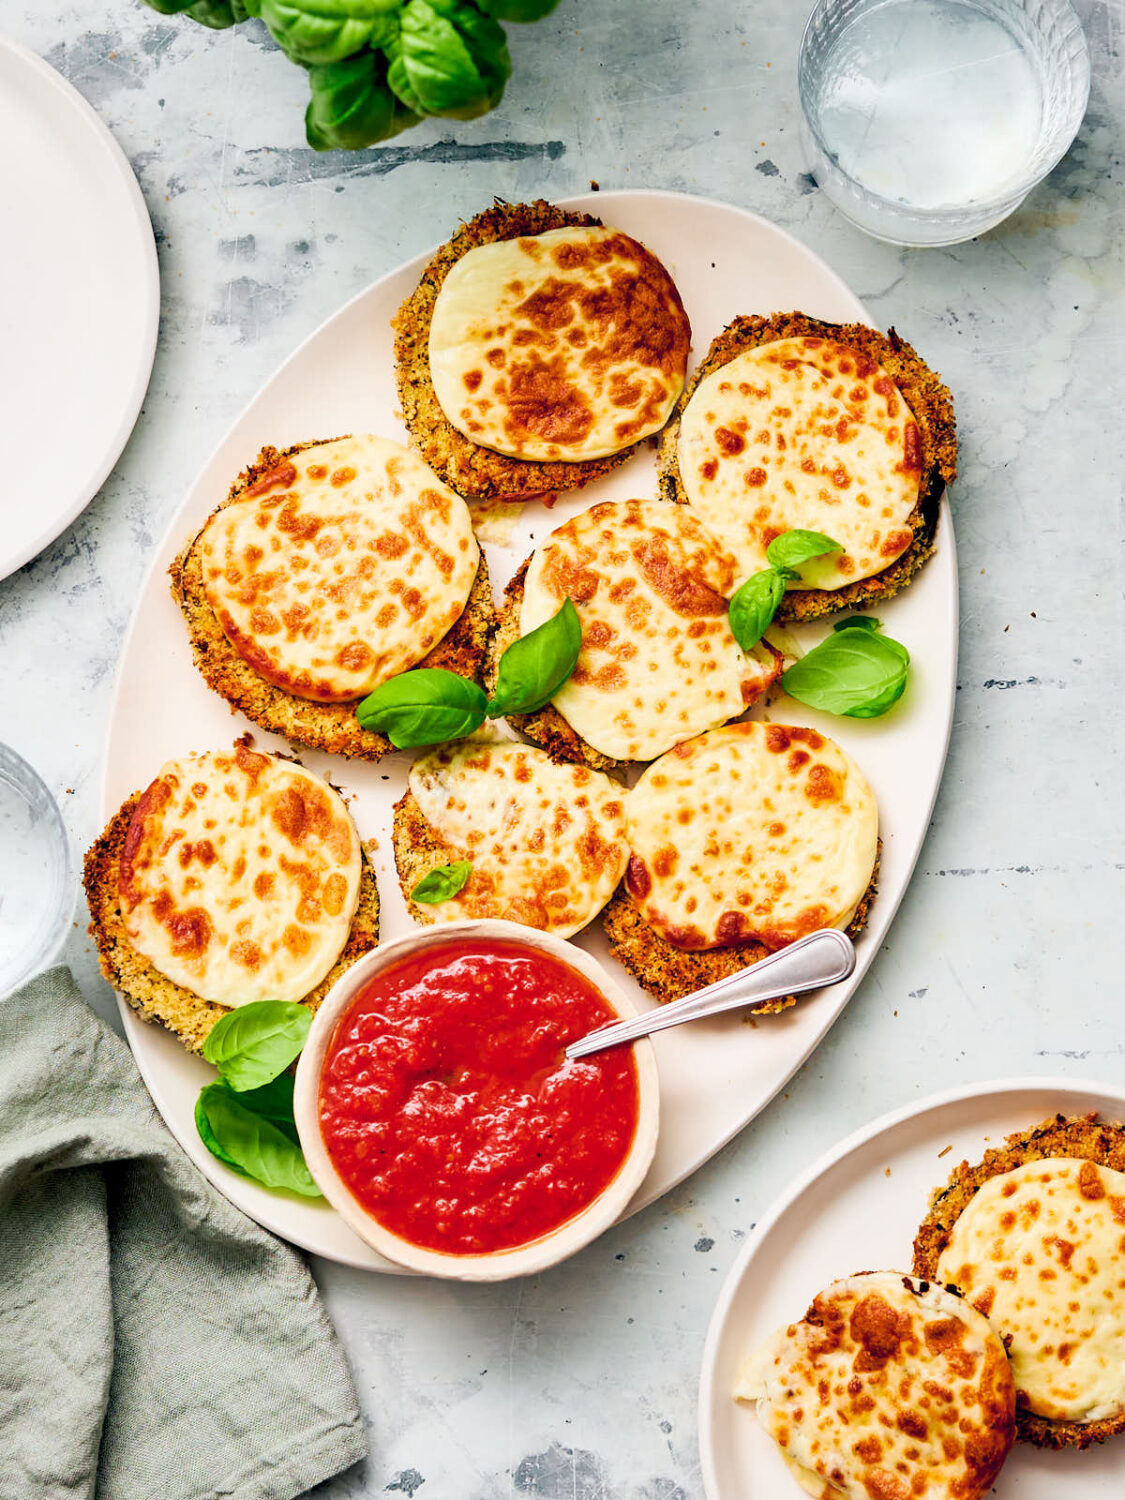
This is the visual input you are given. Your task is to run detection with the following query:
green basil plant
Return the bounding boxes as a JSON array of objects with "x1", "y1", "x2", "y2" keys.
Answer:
[{"x1": 142, "y1": 0, "x2": 562, "y2": 150}]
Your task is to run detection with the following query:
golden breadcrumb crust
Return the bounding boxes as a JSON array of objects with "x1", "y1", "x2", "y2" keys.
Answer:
[
  {"x1": 170, "y1": 440, "x2": 496, "y2": 762},
  {"x1": 392, "y1": 199, "x2": 645, "y2": 501},
  {"x1": 485, "y1": 559, "x2": 624, "y2": 774},
  {"x1": 657, "y1": 312, "x2": 957, "y2": 623},
  {"x1": 601, "y1": 846, "x2": 878, "y2": 1006},
  {"x1": 913, "y1": 1112, "x2": 1125, "y2": 1451},
  {"x1": 83, "y1": 789, "x2": 380, "y2": 1056}
]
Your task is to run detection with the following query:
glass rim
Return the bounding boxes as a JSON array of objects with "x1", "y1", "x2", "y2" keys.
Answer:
[
  {"x1": 797, "y1": 0, "x2": 1092, "y2": 224},
  {"x1": 0, "y1": 741, "x2": 72, "y2": 996}
]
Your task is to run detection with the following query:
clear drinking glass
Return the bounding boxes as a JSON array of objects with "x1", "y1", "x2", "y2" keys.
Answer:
[
  {"x1": 0, "y1": 743, "x2": 72, "y2": 997},
  {"x1": 798, "y1": 0, "x2": 1090, "y2": 246}
]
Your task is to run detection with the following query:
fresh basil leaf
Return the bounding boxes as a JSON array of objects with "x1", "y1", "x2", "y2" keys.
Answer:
[
  {"x1": 782, "y1": 627, "x2": 910, "y2": 719},
  {"x1": 357, "y1": 668, "x2": 487, "y2": 748},
  {"x1": 766, "y1": 529, "x2": 841, "y2": 571},
  {"x1": 411, "y1": 860, "x2": 472, "y2": 904},
  {"x1": 233, "y1": 1073, "x2": 301, "y2": 1145},
  {"x1": 259, "y1": 0, "x2": 401, "y2": 65},
  {"x1": 833, "y1": 615, "x2": 882, "y2": 633},
  {"x1": 306, "y1": 52, "x2": 418, "y2": 151},
  {"x1": 196, "y1": 1081, "x2": 321, "y2": 1196},
  {"x1": 387, "y1": 0, "x2": 511, "y2": 120},
  {"x1": 487, "y1": 598, "x2": 581, "y2": 717},
  {"x1": 202, "y1": 1001, "x2": 311, "y2": 1092},
  {"x1": 728, "y1": 567, "x2": 788, "y2": 652}
]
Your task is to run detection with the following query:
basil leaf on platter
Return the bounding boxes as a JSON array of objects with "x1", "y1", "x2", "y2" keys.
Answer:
[
  {"x1": 202, "y1": 1000, "x2": 311, "y2": 1092},
  {"x1": 196, "y1": 1081, "x2": 321, "y2": 1196},
  {"x1": 487, "y1": 598, "x2": 581, "y2": 717},
  {"x1": 357, "y1": 668, "x2": 488, "y2": 747},
  {"x1": 728, "y1": 568, "x2": 788, "y2": 652},
  {"x1": 258, "y1": 0, "x2": 401, "y2": 66},
  {"x1": 782, "y1": 627, "x2": 910, "y2": 719},
  {"x1": 411, "y1": 860, "x2": 472, "y2": 904},
  {"x1": 766, "y1": 529, "x2": 841, "y2": 572},
  {"x1": 833, "y1": 615, "x2": 882, "y2": 633}
]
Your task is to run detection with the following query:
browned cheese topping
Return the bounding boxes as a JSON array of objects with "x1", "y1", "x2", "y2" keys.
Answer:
[
  {"x1": 735, "y1": 1273, "x2": 1016, "y2": 1500},
  {"x1": 119, "y1": 742, "x2": 361, "y2": 1006},
  {"x1": 625, "y1": 721, "x2": 878, "y2": 951},
  {"x1": 199, "y1": 435, "x2": 478, "y2": 702},
  {"x1": 428, "y1": 226, "x2": 690, "y2": 461},
  {"x1": 520, "y1": 499, "x2": 780, "y2": 761}
]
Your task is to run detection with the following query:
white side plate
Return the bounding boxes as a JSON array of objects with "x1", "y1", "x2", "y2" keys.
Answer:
[
  {"x1": 103, "y1": 190, "x2": 957, "y2": 1270},
  {"x1": 700, "y1": 1077, "x2": 1125, "y2": 1498},
  {"x1": 0, "y1": 36, "x2": 159, "y2": 580}
]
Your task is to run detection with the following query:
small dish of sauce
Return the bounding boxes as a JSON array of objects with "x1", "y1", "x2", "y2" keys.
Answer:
[{"x1": 295, "y1": 921, "x2": 659, "y2": 1279}]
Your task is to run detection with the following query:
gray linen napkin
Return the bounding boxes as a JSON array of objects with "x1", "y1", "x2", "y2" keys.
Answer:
[{"x1": 0, "y1": 966, "x2": 367, "y2": 1500}]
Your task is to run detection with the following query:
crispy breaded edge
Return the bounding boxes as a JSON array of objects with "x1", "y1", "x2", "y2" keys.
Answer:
[
  {"x1": 912, "y1": 1112, "x2": 1125, "y2": 1451},
  {"x1": 487, "y1": 556, "x2": 784, "y2": 774},
  {"x1": 83, "y1": 790, "x2": 380, "y2": 1057},
  {"x1": 392, "y1": 199, "x2": 645, "y2": 501},
  {"x1": 600, "y1": 844, "x2": 879, "y2": 1007},
  {"x1": 170, "y1": 440, "x2": 496, "y2": 762},
  {"x1": 656, "y1": 312, "x2": 958, "y2": 623}
]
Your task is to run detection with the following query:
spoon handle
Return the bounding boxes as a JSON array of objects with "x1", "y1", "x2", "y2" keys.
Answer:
[{"x1": 565, "y1": 928, "x2": 856, "y2": 1061}]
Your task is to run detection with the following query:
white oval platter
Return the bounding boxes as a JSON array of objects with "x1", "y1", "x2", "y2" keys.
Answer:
[
  {"x1": 0, "y1": 35, "x2": 159, "y2": 580},
  {"x1": 102, "y1": 189, "x2": 957, "y2": 1270},
  {"x1": 700, "y1": 1077, "x2": 1125, "y2": 1499}
]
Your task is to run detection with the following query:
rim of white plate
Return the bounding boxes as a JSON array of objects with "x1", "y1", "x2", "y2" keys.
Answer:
[{"x1": 0, "y1": 34, "x2": 159, "y2": 580}]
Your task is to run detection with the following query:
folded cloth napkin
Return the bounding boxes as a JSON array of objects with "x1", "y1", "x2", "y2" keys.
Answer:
[{"x1": 0, "y1": 966, "x2": 367, "y2": 1500}]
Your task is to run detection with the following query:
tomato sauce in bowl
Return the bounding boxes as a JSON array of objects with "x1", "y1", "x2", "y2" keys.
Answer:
[{"x1": 318, "y1": 938, "x2": 641, "y2": 1257}]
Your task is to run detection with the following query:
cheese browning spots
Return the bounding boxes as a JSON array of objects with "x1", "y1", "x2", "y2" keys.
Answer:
[
  {"x1": 429, "y1": 226, "x2": 690, "y2": 462},
  {"x1": 119, "y1": 743, "x2": 362, "y2": 1007},
  {"x1": 736, "y1": 1273, "x2": 1015, "y2": 1500}
]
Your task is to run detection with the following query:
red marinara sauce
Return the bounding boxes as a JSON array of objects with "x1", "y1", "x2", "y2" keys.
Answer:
[{"x1": 318, "y1": 939, "x2": 640, "y2": 1256}]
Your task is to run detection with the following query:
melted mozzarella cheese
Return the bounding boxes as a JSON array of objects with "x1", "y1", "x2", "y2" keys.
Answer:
[
  {"x1": 408, "y1": 739, "x2": 629, "y2": 938},
  {"x1": 199, "y1": 435, "x2": 478, "y2": 702},
  {"x1": 520, "y1": 499, "x2": 780, "y2": 762},
  {"x1": 119, "y1": 744, "x2": 361, "y2": 1007},
  {"x1": 937, "y1": 1158, "x2": 1125, "y2": 1424},
  {"x1": 626, "y1": 721, "x2": 877, "y2": 951},
  {"x1": 735, "y1": 1274, "x2": 1015, "y2": 1500},
  {"x1": 428, "y1": 226, "x2": 690, "y2": 461},
  {"x1": 678, "y1": 337, "x2": 923, "y2": 588}
]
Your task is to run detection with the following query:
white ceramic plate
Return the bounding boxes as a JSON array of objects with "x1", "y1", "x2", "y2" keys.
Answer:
[
  {"x1": 103, "y1": 190, "x2": 957, "y2": 1270},
  {"x1": 0, "y1": 36, "x2": 159, "y2": 580},
  {"x1": 700, "y1": 1077, "x2": 1125, "y2": 1498}
]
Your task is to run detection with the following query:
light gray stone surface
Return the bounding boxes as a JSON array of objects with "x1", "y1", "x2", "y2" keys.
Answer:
[{"x1": 1, "y1": 2, "x2": 1122, "y2": 1496}]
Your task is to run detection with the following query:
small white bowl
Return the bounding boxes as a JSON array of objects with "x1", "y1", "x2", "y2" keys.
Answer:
[{"x1": 294, "y1": 919, "x2": 660, "y2": 1281}]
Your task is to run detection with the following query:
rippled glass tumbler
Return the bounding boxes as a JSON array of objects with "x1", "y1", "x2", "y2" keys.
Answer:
[
  {"x1": 798, "y1": 0, "x2": 1090, "y2": 245},
  {"x1": 0, "y1": 743, "x2": 72, "y2": 996}
]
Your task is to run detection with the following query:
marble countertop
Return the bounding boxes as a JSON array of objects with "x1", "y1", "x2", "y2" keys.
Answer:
[{"x1": 2, "y1": 2, "x2": 1122, "y2": 1496}]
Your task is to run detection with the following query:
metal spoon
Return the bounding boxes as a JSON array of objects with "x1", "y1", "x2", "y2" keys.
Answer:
[{"x1": 565, "y1": 928, "x2": 855, "y2": 1061}]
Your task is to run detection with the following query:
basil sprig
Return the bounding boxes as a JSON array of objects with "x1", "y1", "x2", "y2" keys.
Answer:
[
  {"x1": 356, "y1": 598, "x2": 581, "y2": 748},
  {"x1": 202, "y1": 999, "x2": 311, "y2": 1092},
  {"x1": 728, "y1": 531, "x2": 841, "y2": 651},
  {"x1": 782, "y1": 619, "x2": 910, "y2": 719},
  {"x1": 410, "y1": 860, "x2": 472, "y2": 904},
  {"x1": 195, "y1": 999, "x2": 321, "y2": 1197}
]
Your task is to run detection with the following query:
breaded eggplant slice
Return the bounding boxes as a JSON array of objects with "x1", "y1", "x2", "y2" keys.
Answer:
[
  {"x1": 83, "y1": 790, "x2": 380, "y2": 1056},
  {"x1": 171, "y1": 441, "x2": 495, "y2": 761},
  {"x1": 913, "y1": 1112, "x2": 1125, "y2": 1451},
  {"x1": 601, "y1": 847, "x2": 878, "y2": 1007},
  {"x1": 657, "y1": 312, "x2": 957, "y2": 623},
  {"x1": 393, "y1": 199, "x2": 649, "y2": 501}
]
